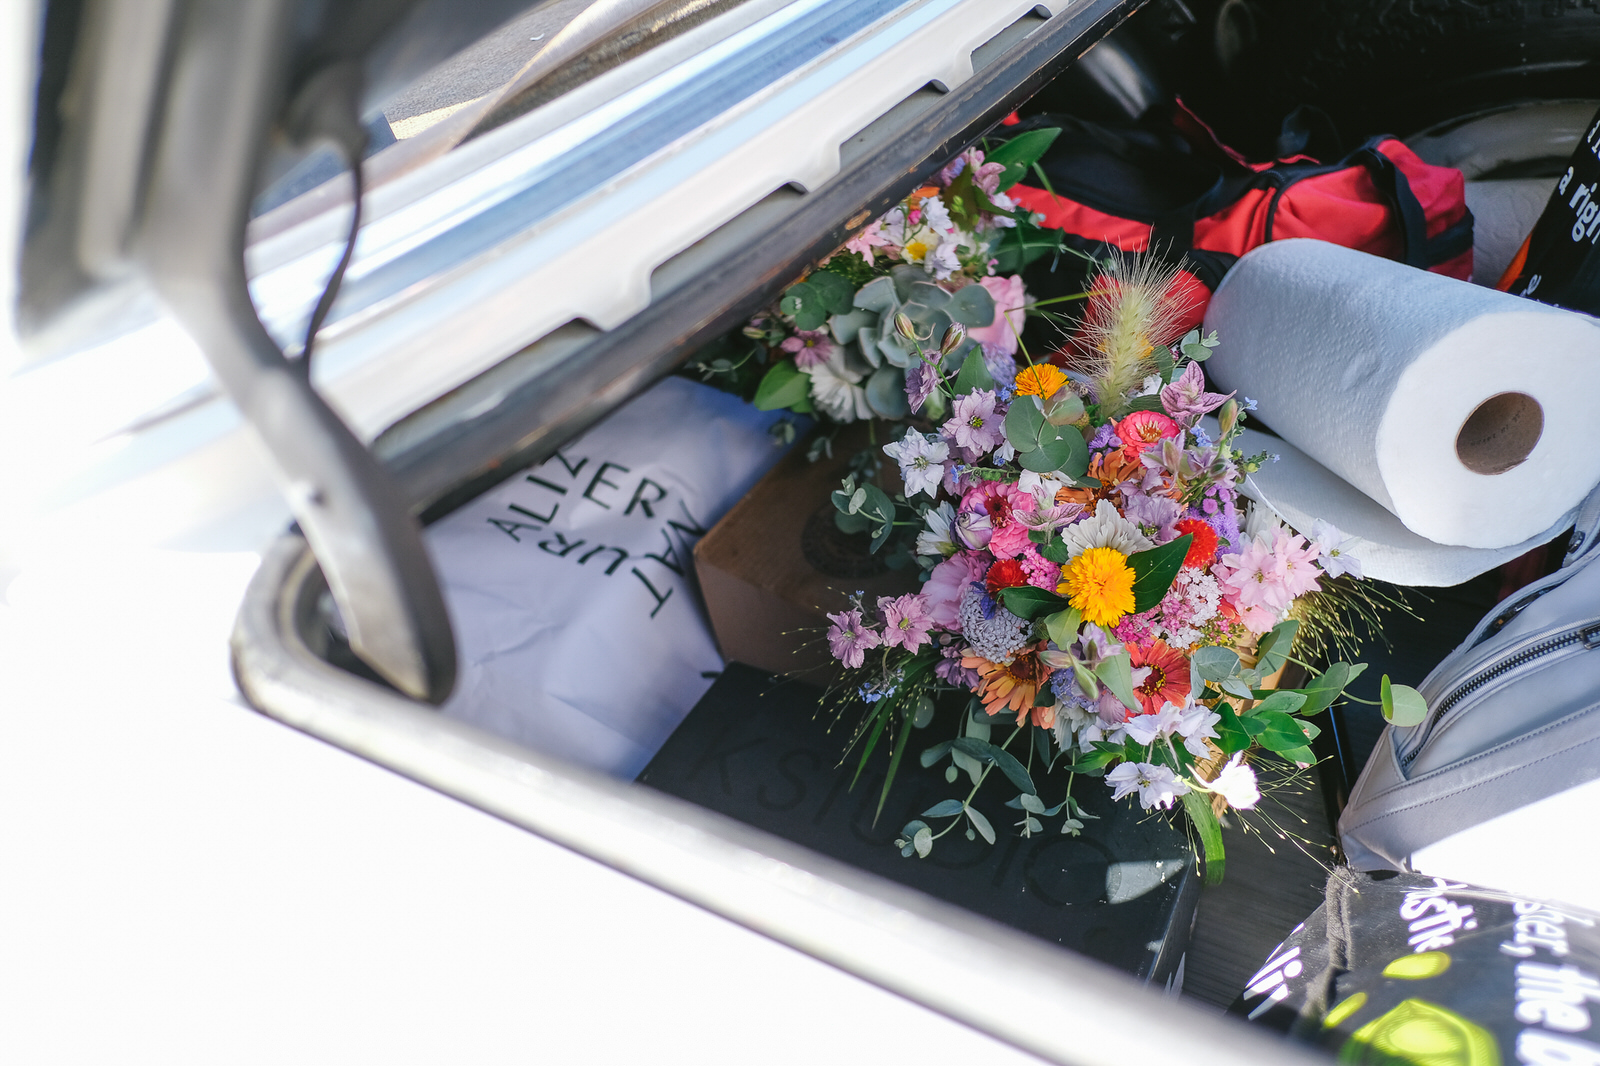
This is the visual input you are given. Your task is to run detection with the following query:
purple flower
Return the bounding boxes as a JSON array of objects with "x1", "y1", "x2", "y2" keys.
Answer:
[
  {"x1": 1087, "y1": 423, "x2": 1121, "y2": 450},
  {"x1": 903, "y1": 361, "x2": 941, "y2": 414},
  {"x1": 981, "y1": 343, "x2": 1018, "y2": 389},
  {"x1": 1123, "y1": 492, "x2": 1184, "y2": 543},
  {"x1": 780, "y1": 329, "x2": 837, "y2": 369},
  {"x1": 936, "y1": 642, "x2": 982, "y2": 688},
  {"x1": 1159, "y1": 361, "x2": 1233, "y2": 426},
  {"x1": 943, "y1": 388, "x2": 1005, "y2": 456},
  {"x1": 937, "y1": 154, "x2": 968, "y2": 185},
  {"x1": 878, "y1": 593, "x2": 935, "y2": 651},
  {"x1": 826, "y1": 609, "x2": 880, "y2": 669}
]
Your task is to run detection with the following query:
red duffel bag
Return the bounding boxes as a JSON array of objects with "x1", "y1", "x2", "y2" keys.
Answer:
[{"x1": 1007, "y1": 105, "x2": 1474, "y2": 334}]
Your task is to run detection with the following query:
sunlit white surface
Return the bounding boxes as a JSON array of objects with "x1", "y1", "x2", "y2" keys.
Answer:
[
  {"x1": 0, "y1": 549, "x2": 1045, "y2": 1064},
  {"x1": 1412, "y1": 777, "x2": 1600, "y2": 914}
]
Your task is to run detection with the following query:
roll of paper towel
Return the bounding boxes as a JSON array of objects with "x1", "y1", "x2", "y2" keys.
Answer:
[{"x1": 1204, "y1": 239, "x2": 1600, "y2": 549}]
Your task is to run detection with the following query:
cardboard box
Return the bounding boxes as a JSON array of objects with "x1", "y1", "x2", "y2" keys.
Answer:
[{"x1": 693, "y1": 423, "x2": 919, "y2": 680}]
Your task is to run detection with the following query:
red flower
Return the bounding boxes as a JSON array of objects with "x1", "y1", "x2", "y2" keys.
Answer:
[
  {"x1": 1174, "y1": 518, "x2": 1219, "y2": 569},
  {"x1": 986, "y1": 558, "x2": 1029, "y2": 595},
  {"x1": 1128, "y1": 639, "x2": 1191, "y2": 715}
]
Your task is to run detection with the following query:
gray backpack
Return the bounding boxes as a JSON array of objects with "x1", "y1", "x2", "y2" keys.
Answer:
[{"x1": 1339, "y1": 485, "x2": 1600, "y2": 870}]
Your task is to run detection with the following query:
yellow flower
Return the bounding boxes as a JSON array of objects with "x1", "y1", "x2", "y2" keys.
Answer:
[
  {"x1": 1058, "y1": 546, "x2": 1136, "y2": 627},
  {"x1": 1014, "y1": 364, "x2": 1067, "y2": 399},
  {"x1": 904, "y1": 240, "x2": 929, "y2": 263}
]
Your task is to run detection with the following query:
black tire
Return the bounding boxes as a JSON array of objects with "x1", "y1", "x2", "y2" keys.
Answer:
[{"x1": 1194, "y1": 0, "x2": 1600, "y2": 150}]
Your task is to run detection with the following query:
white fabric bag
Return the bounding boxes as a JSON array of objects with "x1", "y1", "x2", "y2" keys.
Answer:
[{"x1": 427, "y1": 377, "x2": 791, "y2": 778}]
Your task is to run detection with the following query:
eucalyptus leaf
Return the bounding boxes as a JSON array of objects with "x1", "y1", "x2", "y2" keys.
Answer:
[
  {"x1": 919, "y1": 740, "x2": 953, "y2": 768},
  {"x1": 965, "y1": 805, "x2": 996, "y2": 845},
  {"x1": 1250, "y1": 690, "x2": 1308, "y2": 717},
  {"x1": 1382, "y1": 676, "x2": 1429, "y2": 727},
  {"x1": 1255, "y1": 619, "x2": 1300, "y2": 679},
  {"x1": 1042, "y1": 388, "x2": 1085, "y2": 426},
  {"x1": 1297, "y1": 662, "x2": 1352, "y2": 717},
  {"x1": 807, "y1": 270, "x2": 857, "y2": 314},
  {"x1": 782, "y1": 280, "x2": 829, "y2": 330},
  {"x1": 923, "y1": 799, "x2": 966, "y2": 818},
  {"x1": 1220, "y1": 677, "x2": 1256, "y2": 702},
  {"x1": 1192, "y1": 645, "x2": 1242, "y2": 682},
  {"x1": 1019, "y1": 793, "x2": 1046, "y2": 814},
  {"x1": 913, "y1": 826, "x2": 933, "y2": 858}
]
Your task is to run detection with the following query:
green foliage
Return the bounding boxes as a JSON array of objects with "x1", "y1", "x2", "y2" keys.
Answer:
[
  {"x1": 997, "y1": 585, "x2": 1069, "y2": 620},
  {"x1": 1127, "y1": 534, "x2": 1192, "y2": 614},
  {"x1": 1253, "y1": 619, "x2": 1299, "y2": 679},
  {"x1": 1043, "y1": 606, "x2": 1081, "y2": 649},
  {"x1": 1182, "y1": 790, "x2": 1226, "y2": 885},
  {"x1": 752, "y1": 360, "x2": 813, "y2": 412},
  {"x1": 1095, "y1": 651, "x2": 1140, "y2": 714},
  {"x1": 945, "y1": 283, "x2": 997, "y2": 327},
  {"x1": 986, "y1": 128, "x2": 1061, "y2": 190},
  {"x1": 1382, "y1": 675, "x2": 1428, "y2": 727},
  {"x1": 951, "y1": 349, "x2": 996, "y2": 394},
  {"x1": 1180, "y1": 327, "x2": 1220, "y2": 363},
  {"x1": 1004, "y1": 396, "x2": 1089, "y2": 476}
]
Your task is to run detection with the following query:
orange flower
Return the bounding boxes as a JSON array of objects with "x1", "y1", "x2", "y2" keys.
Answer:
[
  {"x1": 962, "y1": 644, "x2": 1056, "y2": 728},
  {"x1": 1054, "y1": 449, "x2": 1146, "y2": 508},
  {"x1": 1128, "y1": 639, "x2": 1191, "y2": 715},
  {"x1": 1014, "y1": 364, "x2": 1068, "y2": 399}
]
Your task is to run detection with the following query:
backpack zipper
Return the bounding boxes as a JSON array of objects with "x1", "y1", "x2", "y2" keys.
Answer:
[{"x1": 1399, "y1": 622, "x2": 1600, "y2": 772}]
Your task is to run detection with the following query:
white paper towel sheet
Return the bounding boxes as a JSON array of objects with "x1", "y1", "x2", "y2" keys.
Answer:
[
  {"x1": 1233, "y1": 425, "x2": 1574, "y2": 586},
  {"x1": 426, "y1": 377, "x2": 792, "y2": 779},
  {"x1": 1204, "y1": 239, "x2": 1600, "y2": 549}
]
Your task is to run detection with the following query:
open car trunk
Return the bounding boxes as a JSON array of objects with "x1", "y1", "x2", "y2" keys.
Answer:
[{"x1": 13, "y1": 1, "x2": 1341, "y2": 1061}]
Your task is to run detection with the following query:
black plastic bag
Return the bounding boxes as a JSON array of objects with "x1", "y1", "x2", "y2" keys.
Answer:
[{"x1": 1234, "y1": 867, "x2": 1600, "y2": 1065}]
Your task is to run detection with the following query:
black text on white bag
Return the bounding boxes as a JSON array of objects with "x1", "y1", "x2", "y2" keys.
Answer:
[{"x1": 1340, "y1": 485, "x2": 1600, "y2": 870}]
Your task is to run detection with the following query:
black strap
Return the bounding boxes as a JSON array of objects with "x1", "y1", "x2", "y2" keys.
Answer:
[{"x1": 1262, "y1": 138, "x2": 1432, "y2": 269}]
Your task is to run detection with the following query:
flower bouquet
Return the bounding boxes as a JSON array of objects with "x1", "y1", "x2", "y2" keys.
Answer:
[
  {"x1": 685, "y1": 128, "x2": 1069, "y2": 440},
  {"x1": 817, "y1": 254, "x2": 1421, "y2": 884}
]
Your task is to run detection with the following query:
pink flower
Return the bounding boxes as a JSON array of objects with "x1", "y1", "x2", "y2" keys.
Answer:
[
  {"x1": 879, "y1": 593, "x2": 934, "y2": 651},
  {"x1": 1213, "y1": 527, "x2": 1320, "y2": 623},
  {"x1": 1273, "y1": 528, "x2": 1324, "y2": 599},
  {"x1": 780, "y1": 329, "x2": 837, "y2": 368},
  {"x1": 1020, "y1": 546, "x2": 1060, "y2": 590},
  {"x1": 967, "y1": 275, "x2": 1028, "y2": 358},
  {"x1": 960, "y1": 481, "x2": 1035, "y2": 558},
  {"x1": 826, "y1": 609, "x2": 880, "y2": 669},
  {"x1": 924, "y1": 552, "x2": 984, "y2": 629},
  {"x1": 1214, "y1": 537, "x2": 1286, "y2": 613},
  {"x1": 842, "y1": 221, "x2": 891, "y2": 266},
  {"x1": 1115, "y1": 410, "x2": 1182, "y2": 459},
  {"x1": 1160, "y1": 361, "x2": 1233, "y2": 427}
]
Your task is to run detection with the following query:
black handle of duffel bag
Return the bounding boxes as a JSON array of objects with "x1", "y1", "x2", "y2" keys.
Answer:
[{"x1": 1262, "y1": 139, "x2": 1432, "y2": 270}]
